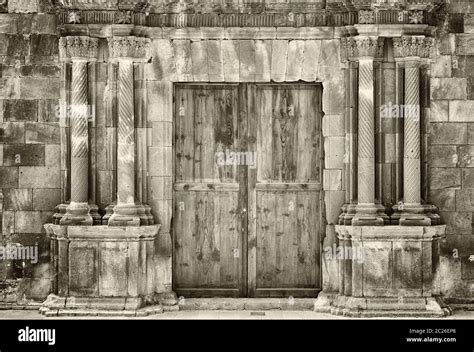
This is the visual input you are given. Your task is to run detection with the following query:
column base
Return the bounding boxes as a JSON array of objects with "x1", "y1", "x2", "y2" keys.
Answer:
[
  {"x1": 39, "y1": 294, "x2": 180, "y2": 317},
  {"x1": 351, "y1": 204, "x2": 386, "y2": 226},
  {"x1": 59, "y1": 202, "x2": 94, "y2": 226},
  {"x1": 108, "y1": 203, "x2": 141, "y2": 226},
  {"x1": 314, "y1": 292, "x2": 451, "y2": 317},
  {"x1": 339, "y1": 203, "x2": 357, "y2": 225},
  {"x1": 42, "y1": 224, "x2": 175, "y2": 317},
  {"x1": 107, "y1": 202, "x2": 155, "y2": 226},
  {"x1": 392, "y1": 203, "x2": 438, "y2": 226}
]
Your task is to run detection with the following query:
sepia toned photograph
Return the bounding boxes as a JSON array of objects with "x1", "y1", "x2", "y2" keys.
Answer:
[{"x1": 0, "y1": 0, "x2": 473, "y2": 350}]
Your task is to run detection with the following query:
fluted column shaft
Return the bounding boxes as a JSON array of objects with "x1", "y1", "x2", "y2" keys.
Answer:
[
  {"x1": 58, "y1": 36, "x2": 98, "y2": 226},
  {"x1": 70, "y1": 61, "x2": 90, "y2": 204},
  {"x1": 403, "y1": 60, "x2": 421, "y2": 205},
  {"x1": 341, "y1": 36, "x2": 386, "y2": 226},
  {"x1": 357, "y1": 58, "x2": 376, "y2": 205},
  {"x1": 117, "y1": 60, "x2": 135, "y2": 206},
  {"x1": 107, "y1": 36, "x2": 151, "y2": 227},
  {"x1": 392, "y1": 36, "x2": 434, "y2": 226}
]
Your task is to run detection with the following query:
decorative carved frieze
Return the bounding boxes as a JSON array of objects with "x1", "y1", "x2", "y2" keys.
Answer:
[
  {"x1": 59, "y1": 36, "x2": 99, "y2": 61},
  {"x1": 341, "y1": 36, "x2": 384, "y2": 61},
  {"x1": 108, "y1": 36, "x2": 151, "y2": 61},
  {"x1": 392, "y1": 36, "x2": 434, "y2": 59}
]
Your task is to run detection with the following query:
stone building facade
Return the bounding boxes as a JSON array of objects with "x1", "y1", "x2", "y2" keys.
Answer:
[{"x1": 0, "y1": 0, "x2": 472, "y2": 316}]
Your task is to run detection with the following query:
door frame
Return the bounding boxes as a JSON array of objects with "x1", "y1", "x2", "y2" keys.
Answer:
[{"x1": 171, "y1": 82, "x2": 324, "y2": 298}]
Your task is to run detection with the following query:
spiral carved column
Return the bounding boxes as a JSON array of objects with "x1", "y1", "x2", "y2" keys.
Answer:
[
  {"x1": 107, "y1": 37, "x2": 153, "y2": 227},
  {"x1": 58, "y1": 36, "x2": 99, "y2": 226},
  {"x1": 342, "y1": 36, "x2": 386, "y2": 226},
  {"x1": 392, "y1": 36, "x2": 436, "y2": 226}
]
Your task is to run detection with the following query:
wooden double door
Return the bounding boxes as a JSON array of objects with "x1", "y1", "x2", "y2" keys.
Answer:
[{"x1": 173, "y1": 83, "x2": 323, "y2": 297}]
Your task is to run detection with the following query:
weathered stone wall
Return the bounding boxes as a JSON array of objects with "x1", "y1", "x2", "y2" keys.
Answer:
[
  {"x1": 0, "y1": 2, "x2": 59, "y2": 301},
  {"x1": 431, "y1": 3, "x2": 474, "y2": 301}
]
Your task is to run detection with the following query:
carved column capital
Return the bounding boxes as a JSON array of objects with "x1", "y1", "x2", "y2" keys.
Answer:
[
  {"x1": 341, "y1": 36, "x2": 384, "y2": 62},
  {"x1": 59, "y1": 36, "x2": 99, "y2": 62},
  {"x1": 107, "y1": 36, "x2": 151, "y2": 62},
  {"x1": 392, "y1": 36, "x2": 434, "y2": 59}
]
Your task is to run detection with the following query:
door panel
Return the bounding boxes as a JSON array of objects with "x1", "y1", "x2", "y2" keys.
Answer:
[
  {"x1": 249, "y1": 84, "x2": 322, "y2": 297},
  {"x1": 173, "y1": 83, "x2": 322, "y2": 298},
  {"x1": 173, "y1": 84, "x2": 245, "y2": 297}
]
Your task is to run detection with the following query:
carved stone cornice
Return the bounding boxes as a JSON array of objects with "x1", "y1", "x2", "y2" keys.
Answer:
[
  {"x1": 341, "y1": 36, "x2": 384, "y2": 61},
  {"x1": 107, "y1": 36, "x2": 151, "y2": 61},
  {"x1": 59, "y1": 36, "x2": 99, "y2": 61},
  {"x1": 392, "y1": 36, "x2": 434, "y2": 59}
]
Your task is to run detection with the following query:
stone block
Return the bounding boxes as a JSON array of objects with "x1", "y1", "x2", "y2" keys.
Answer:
[
  {"x1": 30, "y1": 34, "x2": 58, "y2": 57},
  {"x1": 430, "y1": 168, "x2": 461, "y2": 189},
  {"x1": 44, "y1": 144, "x2": 60, "y2": 166},
  {"x1": 430, "y1": 145, "x2": 457, "y2": 167},
  {"x1": 0, "y1": 166, "x2": 18, "y2": 188},
  {"x1": 430, "y1": 100, "x2": 449, "y2": 122},
  {"x1": 429, "y1": 189, "x2": 456, "y2": 211},
  {"x1": 431, "y1": 123, "x2": 467, "y2": 145},
  {"x1": 25, "y1": 122, "x2": 59, "y2": 144},
  {"x1": 430, "y1": 78, "x2": 467, "y2": 100},
  {"x1": 431, "y1": 55, "x2": 452, "y2": 78},
  {"x1": 3, "y1": 144, "x2": 44, "y2": 166},
  {"x1": 8, "y1": 0, "x2": 39, "y2": 13},
  {"x1": 449, "y1": 100, "x2": 474, "y2": 122},
  {"x1": 32, "y1": 188, "x2": 60, "y2": 211},
  {"x1": 2, "y1": 188, "x2": 32, "y2": 210},
  {"x1": 323, "y1": 169, "x2": 342, "y2": 191},
  {"x1": 469, "y1": 124, "x2": 474, "y2": 145},
  {"x1": 441, "y1": 212, "x2": 472, "y2": 235},
  {"x1": 15, "y1": 211, "x2": 50, "y2": 234},
  {"x1": 456, "y1": 189, "x2": 474, "y2": 212},
  {"x1": 324, "y1": 190, "x2": 345, "y2": 225},
  {"x1": 31, "y1": 14, "x2": 57, "y2": 35},
  {"x1": 4, "y1": 99, "x2": 37, "y2": 122},
  {"x1": 0, "y1": 122, "x2": 24, "y2": 144},
  {"x1": 38, "y1": 99, "x2": 59, "y2": 122},
  {"x1": 20, "y1": 78, "x2": 60, "y2": 99},
  {"x1": 322, "y1": 114, "x2": 344, "y2": 137},
  {"x1": 456, "y1": 34, "x2": 474, "y2": 55},
  {"x1": 324, "y1": 137, "x2": 345, "y2": 169},
  {"x1": 19, "y1": 166, "x2": 60, "y2": 188},
  {"x1": 463, "y1": 168, "x2": 474, "y2": 188},
  {"x1": 6, "y1": 34, "x2": 29, "y2": 59},
  {"x1": 458, "y1": 145, "x2": 474, "y2": 167},
  {"x1": 20, "y1": 66, "x2": 60, "y2": 78},
  {"x1": 461, "y1": 257, "x2": 474, "y2": 280},
  {"x1": 0, "y1": 15, "x2": 18, "y2": 34}
]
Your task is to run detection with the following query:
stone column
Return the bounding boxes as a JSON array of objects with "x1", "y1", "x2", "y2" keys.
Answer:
[
  {"x1": 393, "y1": 36, "x2": 434, "y2": 226},
  {"x1": 107, "y1": 36, "x2": 152, "y2": 226},
  {"x1": 346, "y1": 36, "x2": 386, "y2": 226},
  {"x1": 58, "y1": 36, "x2": 99, "y2": 226}
]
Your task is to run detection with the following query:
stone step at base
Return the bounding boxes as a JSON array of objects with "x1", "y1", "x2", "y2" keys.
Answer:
[
  {"x1": 41, "y1": 304, "x2": 179, "y2": 318},
  {"x1": 178, "y1": 298, "x2": 316, "y2": 311}
]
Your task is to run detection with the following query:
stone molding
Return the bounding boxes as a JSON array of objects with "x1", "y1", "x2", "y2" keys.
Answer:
[
  {"x1": 59, "y1": 36, "x2": 99, "y2": 61},
  {"x1": 392, "y1": 36, "x2": 434, "y2": 59},
  {"x1": 108, "y1": 36, "x2": 151, "y2": 61}
]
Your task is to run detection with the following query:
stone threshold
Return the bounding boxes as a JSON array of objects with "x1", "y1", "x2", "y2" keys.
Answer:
[{"x1": 178, "y1": 298, "x2": 316, "y2": 311}]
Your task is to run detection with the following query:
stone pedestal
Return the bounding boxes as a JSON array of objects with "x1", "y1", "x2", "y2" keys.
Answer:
[
  {"x1": 315, "y1": 225, "x2": 451, "y2": 317},
  {"x1": 40, "y1": 224, "x2": 177, "y2": 316}
]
